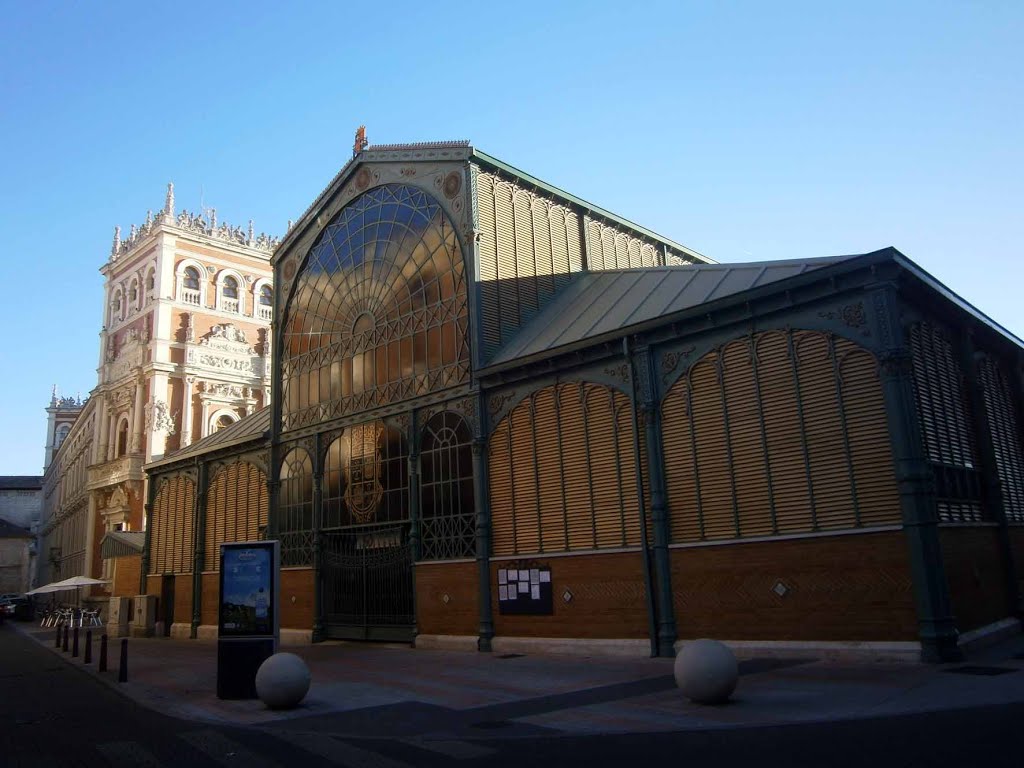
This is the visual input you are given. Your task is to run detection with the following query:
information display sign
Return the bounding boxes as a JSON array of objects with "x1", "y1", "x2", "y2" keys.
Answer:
[
  {"x1": 220, "y1": 544, "x2": 275, "y2": 636},
  {"x1": 217, "y1": 540, "x2": 279, "y2": 700}
]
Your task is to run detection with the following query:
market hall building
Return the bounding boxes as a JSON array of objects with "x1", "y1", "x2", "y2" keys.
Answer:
[{"x1": 141, "y1": 140, "x2": 1024, "y2": 662}]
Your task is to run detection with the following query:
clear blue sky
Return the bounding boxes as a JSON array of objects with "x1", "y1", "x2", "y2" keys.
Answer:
[{"x1": 1, "y1": 1, "x2": 1021, "y2": 475}]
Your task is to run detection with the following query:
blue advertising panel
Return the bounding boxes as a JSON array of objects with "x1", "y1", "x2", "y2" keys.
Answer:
[
  {"x1": 217, "y1": 540, "x2": 279, "y2": 699},
  {"x1": 218, "y1": 541, "x2": 278, "y2": 638}
]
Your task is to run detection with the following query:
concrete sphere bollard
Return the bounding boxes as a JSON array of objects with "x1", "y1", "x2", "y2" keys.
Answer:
[
  {"x1": 255, "y1": 652, "x2": 311, "y2": 709},
  {"x1": 674, "y1": 639, "x2": 738, "y2": 704}
]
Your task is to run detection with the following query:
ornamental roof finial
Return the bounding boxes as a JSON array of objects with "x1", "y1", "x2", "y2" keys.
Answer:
[
  {"x1": 248, "y1": 219, "x2": 254, "y2": 245},
  {"x1": 50, "y1": 384, "x2": 57, "y2": 406},
  {"x1": 353, "y1": 125, "x2": 368, "y2": 157},
  {"x1": 111, "y1": 226, "x2": 121, "y2": 257},
  {"x1": 165, "y1": 182, "x2": 175, "y2": 218}
]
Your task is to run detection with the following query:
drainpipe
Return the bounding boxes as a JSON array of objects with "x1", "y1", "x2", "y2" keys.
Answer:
[{"x1": 625, "y1": 337, "x2": 659, "y2": 657}]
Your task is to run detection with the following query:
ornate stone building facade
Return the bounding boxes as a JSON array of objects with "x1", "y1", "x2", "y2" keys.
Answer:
[{"x1": 38, "y1": 186, "x2": 278, "y2": 599}]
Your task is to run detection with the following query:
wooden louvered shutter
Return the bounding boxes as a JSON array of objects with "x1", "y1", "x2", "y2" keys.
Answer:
[
  {"x1": 530, "y1": 387, "x2": 561, "y2": 553},
  {"x1": 980, "y1": 357, "x2": 1024, "y2": 522},
  {"x1": 757, "y1": 332, "x2": 813, "y2": 533},
  {"x1": 585, "y1": 385, "x2": 620, "y2": 548},
  {"x1": 508, "y1": 400, "x2": 538, "y2": 555},
  {"x1": 488, "y1": 419, "x2": 515, "y2": 556},
  {"x1": 689, "y1": 355, "x2": 735, "y2": 538},
  {"x1": 722, "y1": 338, "x2": 774, "y2": 537},
  {"x1": 560, "y1": 383, "x2": 593, "y2": 550},
  {"x1": 613, "y1": 388, "x2": 645, "y2": 547},
  {"x1": 663, "y1": 380, "x2": 700, "y2": 542},
  {"x1": 839, "y1": 345, "x2": 901, "y2": 526},
  {"x1": 795, "y1": 332, "x2": 854, "y2": 531},
  {"x1": 149, "y1": 481, "x2": 167, "y2": 574}
]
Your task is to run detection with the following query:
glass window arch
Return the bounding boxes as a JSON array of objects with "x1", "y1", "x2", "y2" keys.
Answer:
[
  {"x1": 278, "y1": 447, "x2": 313, "y2": 566},
  {"x1": 419, "y1": 411, "x2": 475, "y2": 560},
  {"x1": 183, "y1": 267, "x2": 200, "y2": 291},
  {"x1": 280, "y1": 184, "x2": 469, "y2": 430}
]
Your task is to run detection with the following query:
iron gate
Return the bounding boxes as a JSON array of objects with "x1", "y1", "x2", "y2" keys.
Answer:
[{"x1": 322, "y1": 525, "x2": 413, "y2": 642}]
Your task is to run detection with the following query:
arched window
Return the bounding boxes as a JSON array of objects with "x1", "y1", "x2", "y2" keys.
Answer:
[
  {"x1": 278, "y1": 448, "x2": 313, "y2": 566},
  {"x1": 322, "y1": 421, "x2": 409, "y2": 531},
  {"x1": 129, "y1": 280, "x2": 139, "y2": 307},
  {"x1": 146, "y1": 269, "x2": 155, "y2": 292},
  {"x1": 420, "y1": 412, "x2": 474, "y2": 559},
  {"x1": 281, "y1": 184, "x2": 469, "y2": 430},
  {"x1": 179, "y1": 265, "x2": 202, "y2": 306},
  {"x1": 116, "y1": 419, "x2": 129, "y2": 457},
  {"x1": 215, "y1": 413, "x2": 236, "y2": 432},
  {"x1": 54, "y1": 424, "x2": 71, "y2": 451},
  {"x1": 259, "y1": 285, "x2": 273, "y2": 305},
  {"x1": 111, "y1": 290, "x2": 123, "y2": 324},
  {"x1": 220, "y1": 275, "x2": 241, "y2": 313}
]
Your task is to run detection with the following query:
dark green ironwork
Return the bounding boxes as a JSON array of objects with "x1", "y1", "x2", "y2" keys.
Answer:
[
  {"x1": 633, "y1": 343, "x2": 678, "y2": 657},
  {"x1": 312, "y1": 432, "x2": 324, "y2": 643},
  {"x1": 624, "y1": 340, "x2": 659, "y2": 657},
  {"x1": 473, "y1": 393, "x2": 494, "y2": 651},
  {"x1": 191, "y1": 459, "x2": 208, "y2": 640},
  {"x1": 407, "y1": 410, "x2": 420, "y2": 641},
  {"x1": 873, "y1": 286, "x2": 962, "y2": 662}
]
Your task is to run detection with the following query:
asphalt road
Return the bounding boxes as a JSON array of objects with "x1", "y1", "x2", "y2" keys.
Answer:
[{"x1": 1, "y1": 622, "x2": 1022, "y2": 767}]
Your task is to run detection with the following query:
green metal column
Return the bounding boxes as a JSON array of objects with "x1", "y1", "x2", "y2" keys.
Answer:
[
  {"x1": 408, "y1": 410, "x2": 421, "y2": 641},
  {"x1": 961, "y1": 332, "x2": 1021, "y2": 619},
  {"x1": 634, "y1": 344, "x2": 678, "y2": 657},
  {"x1": 873, "y1": 286, "x2": 962, "y2": 662},
  {"x1": 473, "y1": 393, "x2": 494, "y2": 652},
  {"x1": 312, "y1": 433, "x2": 324, "y2": 643},
  {"x1": 191, "y1": 461, "x2": 208, "y2": 639}
]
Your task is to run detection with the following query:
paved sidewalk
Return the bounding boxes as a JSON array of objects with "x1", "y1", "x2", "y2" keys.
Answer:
[{"x1": 16, "y1": 622, "x2": 1024, "y2": 739}]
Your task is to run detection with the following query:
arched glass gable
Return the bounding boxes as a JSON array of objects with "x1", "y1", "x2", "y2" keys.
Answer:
[{"x1": 281, "y1": 184, "x2": 469, "y2": 430}]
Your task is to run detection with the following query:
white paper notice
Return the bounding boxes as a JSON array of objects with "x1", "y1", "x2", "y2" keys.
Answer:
[
  {"x1": 518, "y1": 581, "x2": 529, "y2": 594},
  {"x1": 498, "y1": 569, "x2": 507, "y2": 584},
  {"x1": 508, "y1": 587, "x2": 517, "y2": 600},
  {"x1": 530, "y1": 569, "x2": 539, "y2": 584},
  {"x1": 531, "y1": 585, "x2": 540, "y2": 600},
  {"x1": 499, "y1": 585, "x2": 508, "y2": 601},
  {"x1": 539, "y1": 571, "x2": 551, "y2": 583}
]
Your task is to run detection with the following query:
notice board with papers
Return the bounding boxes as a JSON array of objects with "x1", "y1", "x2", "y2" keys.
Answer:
[{"x1": 497, "y1": 563, "x2": 553, "y2": 615}]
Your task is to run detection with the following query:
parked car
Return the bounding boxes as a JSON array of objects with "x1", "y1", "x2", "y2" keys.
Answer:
[{"x1": 0, "y1": 595, "x2": 34, "y2": 621}]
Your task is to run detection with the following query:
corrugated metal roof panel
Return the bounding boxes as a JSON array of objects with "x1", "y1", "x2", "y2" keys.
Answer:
[
  {"x1": 145, "y1": 407, "x2": 270, "y2": 471},
  {"x1": 487, "y1": 255, "x2": 858, "y2": 367}
]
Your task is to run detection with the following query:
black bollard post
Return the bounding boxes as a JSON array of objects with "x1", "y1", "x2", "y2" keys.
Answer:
[
  {"x1": 55, "y1": 626, "x2": 61, "y2": 648},
  {"x1": 99, "y1": 634, "x2": 108, "y2": 672},
  {"x1": 118, "y1": 639, "x2": 128, "y2": 683},
  {"x1": 62, "y1": 625, "x2": 69, "y2": 652},
  {"x1": 84, "y1": 630, "x2": 92, "y2": 664},
  {"x1": 72, "y1": 627, "x2": 79, "y2": 658}
]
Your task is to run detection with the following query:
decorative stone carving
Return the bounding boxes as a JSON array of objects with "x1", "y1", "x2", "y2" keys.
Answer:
[
  {"x1": 818, "y1": 301, "x2": 867, "y2": 330},
  {"x1": 112, "y1": 197, "x2": 279, "y2": 260},
  {"x1": 145, "y1": 400, "x2": 176, "y2": 435},
  {"x1": 209, "y1": 324, "x2": 247, "y2": 344},
  {"x1": 603, "y1": 363, "x2": 630, "y2": 385},
  {"x1": 661, "y1": 346, "x2": 696, "y2": 384}
]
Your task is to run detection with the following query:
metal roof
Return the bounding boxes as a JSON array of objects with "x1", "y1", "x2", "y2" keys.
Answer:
[
  {"x1": 100, "y1": 530, "x2": 145, "y2": 559},
  {"x1": 486, "y1": 255, "x2": 857, "y2": 368},
  {"x1": 145, "y1": 407, "x2": 270, "y2": 472},
  {"x1": 0, "y1": 519, "x2": 33, "y2": 539},
  {"x1": 0, "y1": 476, "x2": 43, "y2": 490}
]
